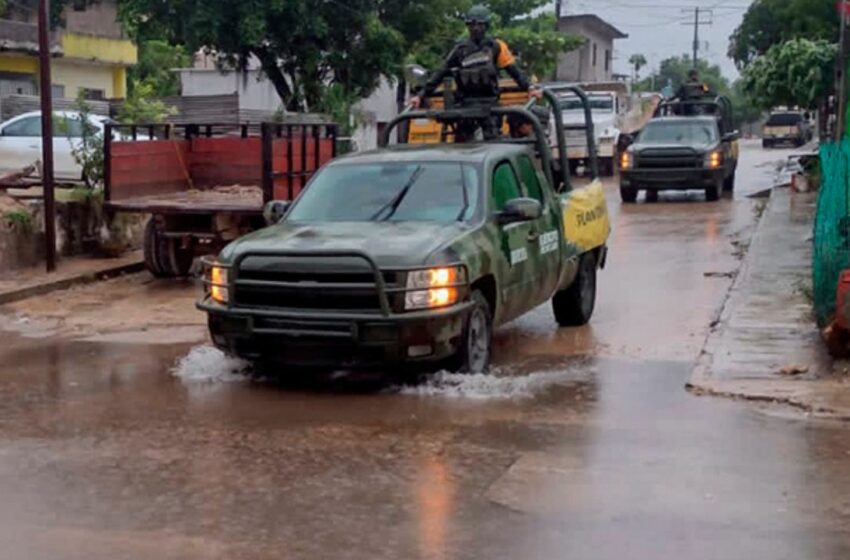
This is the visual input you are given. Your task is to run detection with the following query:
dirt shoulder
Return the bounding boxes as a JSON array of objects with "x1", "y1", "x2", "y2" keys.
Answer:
[{"x1": 0, "y1": 272, "x2": 206, "y2": 345}]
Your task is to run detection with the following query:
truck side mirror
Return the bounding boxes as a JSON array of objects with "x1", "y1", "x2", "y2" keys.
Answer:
[
  {"x1": 497, "y1": 198, "x2": 542, "y2": 225},
  {"x1": 263, "y1": 200, "x2": 291, "y2": 226},
  {"x1": 723, "y1": 131, "x2": 740, "y2": 142},
  {"x1": 404, "y1": 64, "x2": 429, "y2": 89}
]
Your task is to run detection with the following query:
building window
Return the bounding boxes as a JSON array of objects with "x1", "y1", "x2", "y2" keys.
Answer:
[
  {"x1": 52, "y1": 84, "x2": 65, "y2": 99},
  {"x1": 593, "y1": 43, "x2": 597, "y2": 67},
  {"x1": 605, "y1": 49, "x2": 611, "y2": 72},
  {"x1": 79, "y1": 88, "x2": 105, "y2": 101}
]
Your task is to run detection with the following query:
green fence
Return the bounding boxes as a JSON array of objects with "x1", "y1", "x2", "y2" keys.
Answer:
[{"x1": 814, "y1": 139, "x2": 850, "y2": 327}]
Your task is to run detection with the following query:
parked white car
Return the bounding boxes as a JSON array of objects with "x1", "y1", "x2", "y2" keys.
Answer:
[{"x1": 0, "y1": 110, "x2": 120, "y2": 181}]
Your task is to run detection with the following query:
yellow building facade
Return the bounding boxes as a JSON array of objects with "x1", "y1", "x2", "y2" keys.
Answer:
[{"x1": 0, "y1": 0, "x2": 137, "y2": 100}]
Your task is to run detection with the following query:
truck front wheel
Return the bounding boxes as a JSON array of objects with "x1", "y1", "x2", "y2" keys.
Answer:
[
  {"x1": 552, "y1": 252, "x2": 597, "y2": 327},
  {"x1": 451, "y1": 290, "x2": 493, "y2": 374},
  {"x1": 620, "y1": 186, "x2": 638, "y2": 203},
  {"x1": 724, "y1": 167, "x2": 737, "y2": 192},
  {"x1": 705, "y1": 178, "x2": 722, "y2": 202}
]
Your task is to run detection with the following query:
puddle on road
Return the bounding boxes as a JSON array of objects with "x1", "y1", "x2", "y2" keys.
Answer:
[{"x1": 172, "y1": 344, "x2": 591, "y2": 400}]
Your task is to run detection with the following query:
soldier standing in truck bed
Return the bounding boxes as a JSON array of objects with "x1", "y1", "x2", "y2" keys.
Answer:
[{"x1": 409, "y1": 4, "x2": 542, "y2": 142}]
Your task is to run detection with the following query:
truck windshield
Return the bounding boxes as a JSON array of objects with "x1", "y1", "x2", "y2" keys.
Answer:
[
  {"x1": 766, "y1": 113, "x2": 802, "y2": 126},
  {"x1": 560, "y1": 97, "x2": 614, "y2": 112},
  {"x1": 286, "y1": 162, "x2": 479, "y2": 223},
  {"x1": 639, "y1": 121, "x2": 719, "y2": 145}
]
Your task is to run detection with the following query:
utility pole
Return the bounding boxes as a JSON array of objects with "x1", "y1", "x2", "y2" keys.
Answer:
[
  {"x1": 553, "y1": 0, "x2": 564, "y2": 81},
  {"x1": 682, "y1": 7, "x2": 713, "y2": 69},
  {"x1": 836, "y1": 0, "x2": 850, "y2": 140},
  {"x1": 37, "y1": 0, "x2": 56, "y2": 272}
]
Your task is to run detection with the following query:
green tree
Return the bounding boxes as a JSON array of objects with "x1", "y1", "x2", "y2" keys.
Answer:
[
  {"x1": 119, "y1": 0, "x2": 406, "y2": 112},
  {"x1": 729, "y1": 79, "x2": 764, "y2": 130},
  {"x1": 728, "y1": 0, "x2": 838, "y2": 69},
  {"x1": 117, "y1": 0, "x2": 584, "y2": 120},
  {"x1": 118, "y1": 81, "x2": 177, "y2": 124},
  {"x1": 67, "y1": 93, "x2": 104, "y2": 188},
  {"x1": 628, "y1": 54, "x2": 647, "y2": 81},
  {"x1": 495, "y1": 13, "x2": 584, "y2": 79},
  {"x1": 129, "y1": 40, "x2": 192, "y2": 97},
  {"x1": 740, "y1": 38, "x2": 836, "y2": 111}
]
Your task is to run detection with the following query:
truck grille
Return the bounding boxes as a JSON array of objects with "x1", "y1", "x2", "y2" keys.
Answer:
[
  {"x1": 233, "y1": 256, "x2": 399, "y2": 314},
  {"x1": 637, "y1": 149, "x2": 702, "y2": 169},
  {"x1": 565, "y1": 128, "x2": 589, "y2": 147}
]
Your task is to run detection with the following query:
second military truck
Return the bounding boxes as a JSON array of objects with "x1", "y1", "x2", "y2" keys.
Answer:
[{"x1": 619, "y1": 96, "x2": 739, "y2": 202}]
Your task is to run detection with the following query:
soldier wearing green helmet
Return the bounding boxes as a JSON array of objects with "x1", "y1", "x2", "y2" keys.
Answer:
[{"x1": 409, "y1": 4, "x2": 542, "y2": 141}]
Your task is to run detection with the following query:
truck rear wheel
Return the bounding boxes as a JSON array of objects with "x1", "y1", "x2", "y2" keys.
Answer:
[
  {"x1": 552, "y1": 252, "x2": 597, "y2": 327},
  {"x1": 620, "y1": 186, "x2": 638, "y2": 203},
  {"x1": 451, "y1": 290, "x2": 493, "y2": 374}
]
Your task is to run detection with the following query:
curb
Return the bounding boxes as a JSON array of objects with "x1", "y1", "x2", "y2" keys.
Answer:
[
  {"x1": 686, "y1": 188, "x2": 774, "y2": 390},
  {"x1": 0, "y1": 259, "x2": 145, "y2": 306}
]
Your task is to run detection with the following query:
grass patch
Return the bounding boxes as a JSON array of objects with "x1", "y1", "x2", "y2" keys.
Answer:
[{"x1": 4, "y1": 209, "x2": 32, "y2": 232}]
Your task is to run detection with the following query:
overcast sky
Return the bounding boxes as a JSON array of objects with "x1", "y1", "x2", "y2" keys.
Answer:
[{"x1": 556, "y1": 0, "x2": 756, "y2": 80}]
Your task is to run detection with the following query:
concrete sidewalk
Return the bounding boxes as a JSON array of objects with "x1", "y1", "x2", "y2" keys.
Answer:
[
  {"x1": 0, "y1": 251, "x2": 144, "y2": 305},
  {"x1": 689, "y1": 186, "x2": 850, "y2": 418}
]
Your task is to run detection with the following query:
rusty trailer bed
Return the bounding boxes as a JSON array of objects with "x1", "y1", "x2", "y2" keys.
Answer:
[{"x1": 105, "y1": 185, "x2": 264, "y2": 215}]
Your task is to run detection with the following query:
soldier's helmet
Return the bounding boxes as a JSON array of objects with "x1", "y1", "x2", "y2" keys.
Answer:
[{"x1": 465, "y1": 5, "x2": 492, "y2": 25}]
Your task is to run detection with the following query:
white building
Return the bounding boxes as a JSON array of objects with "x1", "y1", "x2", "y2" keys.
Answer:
[
  {"x1": 556, "y1": 15, "x2": 628, "y2": 83},
  {"x1": 174, "y1": 53, "x2": 399, "y2": 151}
]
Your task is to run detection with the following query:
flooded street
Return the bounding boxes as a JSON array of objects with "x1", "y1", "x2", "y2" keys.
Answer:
[{"x1": 3, "y1": 141, "x2": 850, "y2": 559}]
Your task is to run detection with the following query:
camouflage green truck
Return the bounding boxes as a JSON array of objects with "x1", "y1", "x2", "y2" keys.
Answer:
[{"x1": 197, "y1": 88, "x2": 610, "y2": 373}]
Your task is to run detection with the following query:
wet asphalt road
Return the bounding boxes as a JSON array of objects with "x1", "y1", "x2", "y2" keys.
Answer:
[{"x1": 2, "y1": 140, "x2": 850, "y2": 559}]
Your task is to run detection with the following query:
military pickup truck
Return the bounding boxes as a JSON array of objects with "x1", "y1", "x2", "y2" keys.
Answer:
[
  {"x1": 197, "y1": 88, "x2": 610, "y2": 373},
  {"x1": 619, "y1": 97, "x2": 739, "y2": 202}
]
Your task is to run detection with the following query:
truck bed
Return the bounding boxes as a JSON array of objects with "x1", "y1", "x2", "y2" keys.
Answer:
[{"x1": 105, "y1": 185, "x2": 264, "y2": 215}]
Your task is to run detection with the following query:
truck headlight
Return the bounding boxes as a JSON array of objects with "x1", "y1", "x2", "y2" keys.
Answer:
[
  {"x1": 705, "y1": 150, "x2": 722, "y2": 169},
  {"x1": 620, "y1": 152, "x2": 633, "y2": 170},
  {"x1": 207, "y1": 264, "x2": 229, "y2": 304},
  {"x1": 405, "y1": 266, "x2": 466, "y2": 310}
]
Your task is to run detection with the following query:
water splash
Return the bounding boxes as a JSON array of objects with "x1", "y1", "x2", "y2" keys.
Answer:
[
  {"x1": 172, "y1": 345, "x2": 251, "y2": 383},
  {"x1": 397, "y1": 368, "x2": 584, "y2": 399}
]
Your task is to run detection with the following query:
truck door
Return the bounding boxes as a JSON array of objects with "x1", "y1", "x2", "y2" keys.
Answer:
[
  {"x1": 515, "y1": 154, "x2": 561, "y2": 303},
  {"x1": 492, "y1": 161, "x2": 535, "y2": 321}
]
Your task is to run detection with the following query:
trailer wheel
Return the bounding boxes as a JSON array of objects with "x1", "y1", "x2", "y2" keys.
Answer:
[
  {"x1": 144, "y1": 219, "x2": 167, "y2": 278},
  {"x1": 165, "y1": 236, "x2": 195, "y2": 277},
  {"x1": 144, "y1": 219, "x2": 194, "y2": 277}
]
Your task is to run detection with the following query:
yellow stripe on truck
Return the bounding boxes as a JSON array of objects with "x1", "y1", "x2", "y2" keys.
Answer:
[{"x1": 561, "y1": 179, "x2": 610, "y2": 251}]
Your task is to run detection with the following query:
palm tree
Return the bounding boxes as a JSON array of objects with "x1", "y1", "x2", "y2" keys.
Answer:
[{"x1": 629, "y1": 54, "x2": 648, "y2": 82}]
